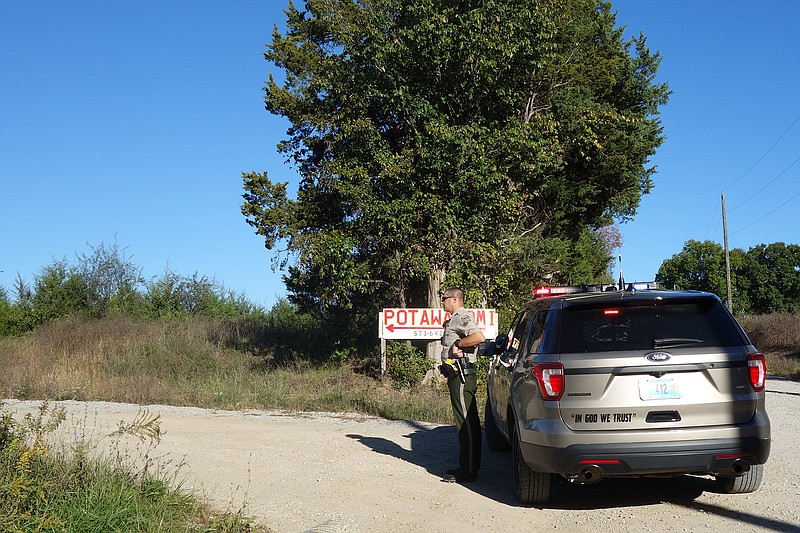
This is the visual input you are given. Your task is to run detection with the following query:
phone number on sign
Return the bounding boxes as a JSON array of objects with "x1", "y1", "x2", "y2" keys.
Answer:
[{"x1": 413, "y1": 330, "x2": 443, "y2": 338}]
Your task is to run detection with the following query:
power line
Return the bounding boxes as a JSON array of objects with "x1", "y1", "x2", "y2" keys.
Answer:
[
  {"x1": 710, "y1": 112, "x2": 800, "y2": 244},
  {"x1": 730, "y1": 154, "x2": 800, "y2": 210},
  {"x1": 730, "y1": 187, "x2": 800, "y2": 236},
  {"x1": 723, "y1": 112, "x2": 800, "y2": 192},
  {"x1": 703, "y1": 201, "x2": 719, "y2": 241}
]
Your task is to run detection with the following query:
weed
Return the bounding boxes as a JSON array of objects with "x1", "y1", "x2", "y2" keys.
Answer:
[{"x1": 0, "y1": 401, "x2": 261, "y2": 531}]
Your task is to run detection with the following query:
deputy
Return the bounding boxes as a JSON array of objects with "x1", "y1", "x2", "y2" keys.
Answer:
[{"x1": 440, "y1": 287, "x2": 485, "y2": 483}]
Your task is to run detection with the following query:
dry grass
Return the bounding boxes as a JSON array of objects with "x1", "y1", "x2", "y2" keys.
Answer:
[
  {"x1": 0, "y1": 316, "x2": 453, "y2": 423},
  {"x1": 738, "y1": 313, "x2": 800, "y2": 352},
  {"x1": 739, "y1": 313, "x2": 800, "y2": 380},
  {"x1": 2, "y1": 313, "x2": 796, "y2": 424}
]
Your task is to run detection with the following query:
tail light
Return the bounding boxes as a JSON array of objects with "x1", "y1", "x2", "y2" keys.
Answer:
[
  {"x1": 532, "y1": 362, "x2": 565, "y2": 400},
  {"x1": 746, "y1": 353, "x2": 766, "y2": 392}
]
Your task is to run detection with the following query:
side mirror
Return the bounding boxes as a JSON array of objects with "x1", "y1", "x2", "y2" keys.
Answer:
[{"x1": 478, "y1": 333, "x2": 509, "y2": 357}]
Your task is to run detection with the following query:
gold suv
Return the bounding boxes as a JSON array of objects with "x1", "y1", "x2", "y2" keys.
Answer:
[{"x1": 484, "y1": 284, "x2": 771, "y2": 504}]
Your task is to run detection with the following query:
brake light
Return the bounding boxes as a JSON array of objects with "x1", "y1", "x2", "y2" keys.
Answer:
[
  {"x1": 533, "y1": 363, "x2": 565, "y2": 400},
  {"x1": 747, "y1": 353, "x2": 766, "y2": 392},
  {"x1": 604, "y1": 309, "x2": 620, "y2": 316}
]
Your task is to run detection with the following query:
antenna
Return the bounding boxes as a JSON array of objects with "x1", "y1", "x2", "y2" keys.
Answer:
[{"x1": 618, "y1": 254, "x2": 625, "y2": 289}]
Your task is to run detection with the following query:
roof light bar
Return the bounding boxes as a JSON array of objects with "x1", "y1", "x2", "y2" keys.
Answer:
[{"x1": 532, "y1": 282, "x2": 661, "y2": 298}]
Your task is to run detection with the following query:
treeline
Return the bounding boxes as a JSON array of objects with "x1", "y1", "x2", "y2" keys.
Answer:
[
  {"x1": 656, "y1": 240, "x2": 800, "y2": 315},
  {"x1": 6, "y1": 238, "x2": 798, "y2": 348},
  {"x1": 0, "y1": 243, "x2": 352, "y2": 365},
  {"x1": 0, "y1": 242, "x2": 262, "y2": 337}
]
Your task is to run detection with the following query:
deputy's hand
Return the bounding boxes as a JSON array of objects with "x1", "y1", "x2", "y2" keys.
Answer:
[{"x1": 449, "y1": 343, "x2": 463, "y2": 357}]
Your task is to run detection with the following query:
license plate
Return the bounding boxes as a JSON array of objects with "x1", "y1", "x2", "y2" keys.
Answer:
[{"x1": 639, "y1": 377, "x2": 681, "y2": 400}]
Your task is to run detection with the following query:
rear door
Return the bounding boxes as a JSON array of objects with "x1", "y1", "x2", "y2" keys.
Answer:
[{"x1": 555, "y1": 295, "x2": 758, "y2": 432}]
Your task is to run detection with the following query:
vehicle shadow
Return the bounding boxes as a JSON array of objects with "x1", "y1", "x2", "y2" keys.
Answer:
[{"x1": 347, "y1": 423, "x2": 735, "y2": 510}]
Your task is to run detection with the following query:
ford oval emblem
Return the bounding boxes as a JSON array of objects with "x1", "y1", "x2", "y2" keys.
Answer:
[{"x1": 646, "y1": 352, "x2": 671, "y2": 362}]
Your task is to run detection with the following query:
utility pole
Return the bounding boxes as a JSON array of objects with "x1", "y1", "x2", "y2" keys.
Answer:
[{"x1": 721, "y1": 192, "x2": 733, "y2": 311}]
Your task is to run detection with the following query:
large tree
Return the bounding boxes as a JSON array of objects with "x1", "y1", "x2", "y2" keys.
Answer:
[
  {"x1": 242, "y1": 0, "x2": 669, "y2": 341},
  {"x1": 656, "y1": 239, "x2": 742, "y2": 297},
  {"x1": 737, "y1": 242, "x2": 800, "y2": 314}
]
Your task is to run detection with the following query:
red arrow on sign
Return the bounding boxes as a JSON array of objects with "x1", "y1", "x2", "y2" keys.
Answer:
[{"x1": 386, "y1": 324, "x2": 443, "y2": 333}]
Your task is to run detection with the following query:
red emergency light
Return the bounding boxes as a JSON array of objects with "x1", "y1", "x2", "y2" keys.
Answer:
[{"x1": 533, "y1": 286, "x2": 584, "y2": 299}]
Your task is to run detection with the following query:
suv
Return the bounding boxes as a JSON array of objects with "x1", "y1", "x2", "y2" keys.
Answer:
[{"x1": 483, "y1": 284, "x2": 771, "y2": 504}]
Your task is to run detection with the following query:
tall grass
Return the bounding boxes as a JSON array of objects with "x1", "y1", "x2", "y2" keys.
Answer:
[
  {"x1": 2, "y1": 313, "x2": 795, "y2": 425},
  {"x1": 0, "y1": 315, "x2": 454, "y2": 424}
]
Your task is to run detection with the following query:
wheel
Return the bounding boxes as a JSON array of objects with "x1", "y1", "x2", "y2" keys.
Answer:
[
  {"x1": 511, "y1": 423, "x2": 551, "y2": 504},
  {"x1": 716, "y1": 464, "x2": 764, "y2": 494},
  {"x1": 484, "y1": 400, "x2": 510, "y2": 452}
]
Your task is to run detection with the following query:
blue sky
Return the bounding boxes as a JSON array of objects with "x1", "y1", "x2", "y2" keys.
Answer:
[{"x1": 2, "y1": 1, "x2": 798, "y2": 309}]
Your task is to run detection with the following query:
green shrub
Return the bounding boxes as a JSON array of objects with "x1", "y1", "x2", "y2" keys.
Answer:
[
  {"x1": 0, "y1": 288, "x2": 29, "y2": 337},
  {"x1": 31, "y1": 259, "x2": 92, "y2": 323},
  {"x1": 142, "y1": 270, "x2": 257, "y2": 320},
  {"x1": 77, "y1": 239, "x2": 145, "y2": 317},
  {"x1": 386, "y1": 342, "x2": 432, "y2": 388}
]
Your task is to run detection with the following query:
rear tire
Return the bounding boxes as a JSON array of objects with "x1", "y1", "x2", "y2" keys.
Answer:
[
  {"x1": 716, "y1": 464, "x2": 764, "y2": 494},
  {"x1": 511, "y1": 423, "x2": 551, "y2": 504},
  {"x1": 484, "y1": 401, "x2": 510, "y2": 452}
]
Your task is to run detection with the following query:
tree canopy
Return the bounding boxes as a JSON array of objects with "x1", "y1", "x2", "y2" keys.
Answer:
[{"x1": 242, "y1": 0, "x2": 669, "y2": 343}]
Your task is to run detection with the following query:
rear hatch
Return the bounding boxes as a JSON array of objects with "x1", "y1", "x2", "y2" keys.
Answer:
[{"x1": 556, "y1": 294, "x2": 758, "y2": 431}]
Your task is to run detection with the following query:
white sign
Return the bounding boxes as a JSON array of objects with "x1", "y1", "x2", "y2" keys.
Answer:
[{"x1": 379, "y1": 308, "x2": 498, "y2": 340}]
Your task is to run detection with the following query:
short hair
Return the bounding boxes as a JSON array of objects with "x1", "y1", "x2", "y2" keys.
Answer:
[{"x1": 442, "y1": 287, "x2": 464, "y2": 301}]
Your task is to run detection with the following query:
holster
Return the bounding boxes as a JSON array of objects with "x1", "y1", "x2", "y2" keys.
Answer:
[{"x1": 439, "y1": 359, "x2": 460, "y2": 379}]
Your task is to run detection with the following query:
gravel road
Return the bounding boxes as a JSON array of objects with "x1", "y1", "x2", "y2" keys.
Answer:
[{"x1": 4, "y1": 377, "x2": 799, "y2": 532}]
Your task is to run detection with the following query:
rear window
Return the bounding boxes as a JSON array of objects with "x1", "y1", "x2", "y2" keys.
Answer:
[{"x1": 558, "y1": 298, "x2": 746, "y2": 353}]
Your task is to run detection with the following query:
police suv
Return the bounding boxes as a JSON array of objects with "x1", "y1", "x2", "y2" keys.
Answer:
[{"x1": 483, "y1": 283, "x2": 771, "y2": 504}]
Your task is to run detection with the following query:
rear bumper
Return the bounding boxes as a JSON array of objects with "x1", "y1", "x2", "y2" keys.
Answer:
[{"x1": 519, "y1": 436, "x2": 771, "y2": 478}]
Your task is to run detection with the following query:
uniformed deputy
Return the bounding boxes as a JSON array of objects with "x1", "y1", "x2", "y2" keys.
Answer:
[{"x1": 440, "y1": 287, "x2": 485, "y2": 483}]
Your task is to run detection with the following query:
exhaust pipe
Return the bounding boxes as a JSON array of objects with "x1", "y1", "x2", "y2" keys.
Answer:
[
  {"x1": 575, "y1": 465, "x2": 603, "y2": 484},
  {"x1": 731, "y1": 459, "x2": 751, "y2": 475}
]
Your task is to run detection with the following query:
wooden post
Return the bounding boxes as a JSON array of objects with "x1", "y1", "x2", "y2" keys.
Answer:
[
  {"x1": 380, "y1": 338, "x2": 387, "y2": 374},
  {"x1": 722, "y1": 192, "x2": 733, "y2": 311}
]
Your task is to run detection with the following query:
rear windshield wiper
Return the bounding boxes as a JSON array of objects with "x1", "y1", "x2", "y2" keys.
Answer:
[{"x1": 652, "y1": 337, "x2": 704, "y2": 349}]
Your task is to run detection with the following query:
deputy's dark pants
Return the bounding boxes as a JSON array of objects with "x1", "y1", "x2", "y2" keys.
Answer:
[{"x1": 448, "y1": 372, "x2": 482, "y2": 475}]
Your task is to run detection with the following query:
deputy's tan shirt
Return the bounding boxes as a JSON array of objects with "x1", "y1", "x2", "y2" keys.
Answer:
[{"x1": 441, "y1": 307, "x2": 480, "y2": 363}]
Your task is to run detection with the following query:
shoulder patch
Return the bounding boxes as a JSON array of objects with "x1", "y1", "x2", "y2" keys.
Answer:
[{"x1": 461, "y1": 315, "x2": 471, "y2": 326}]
